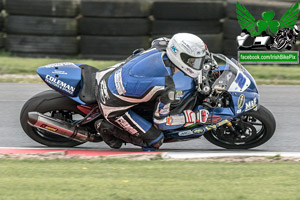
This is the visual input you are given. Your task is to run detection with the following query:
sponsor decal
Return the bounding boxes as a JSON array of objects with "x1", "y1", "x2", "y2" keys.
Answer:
[
  {"x1": 52, "y1": 70, "x2": 68, "y2": 75},
  {"x1": 41, "y1": 124, "x2": 58, "y2": 132},
  {"x1": 245, "y1": 97, "x2": 257, "y2": 111},
  {"x1": 166, "y1": 116, "x2": 173, "y2": 126},
  {"x1": 181, "y1": 41, "x2": 192, "y2": 54},
  {"x1": 100, "y1": 80, "x2": 110, "y2": 104},
  {"x1": 114, "y1": 68, "x2": 126, "y2": 95},
  {"x1": 181, "y1": 119, "x2": 231, "y2": 136},
  {"x1": 171, "y1": 46, "x2": 178, "y2": 54},
  {"x1": 186, "y1": 67, "x2": 194, "y2": 74},
  {"x1": 166, "y1": 117, "x2": 172, "y2": 125},
  {"x1": 206, "y1": 116, "x2": 222, "y2": 124},
  {"x1": 116, "y1": 116, "x2": 138, "y2": 135},
  {"x1": 43, "y1": 62, "x2": 75, "y2": 68},
  {"x1": 159, "y1": 106, "x2": 170, "y2": 115},
  {"x1": 238, "y1": 94, "x2": 245, "y2": 109},
  {"x1": 236, "y1": 2, "x2": 299, "y2": 64},
  {"x1": 214, "y1": 85, "x2": 225, "y2": 90},
  {"x1": 193, "y1": 129, "x2": 204, "y2": 134},
  {"x1": 159, "y1": 109, "x2": 169, "y2": 115},
  {"x1": 181, "y1": 41, "x2": 205, "y2": 56},
  {"x1": 175, "y1": 90, "x2": 184, "y2": 99},
  {"x1": 178, "y1": 130, "x2": 193, "y2": 136},
  {"x1": 156, "y1": 103, "x2": 170, "y2": 116},
  {"x1": 166, "y1": 115, "x2": 185, "y2": 126},
  {"x1": 45, "y1": 75, "x2": 75, "y2": 95}
]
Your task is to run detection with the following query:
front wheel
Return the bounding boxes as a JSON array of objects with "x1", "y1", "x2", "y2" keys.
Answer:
[{"x1": 204, "y1": 105, "x2": 276, "y2": 149}]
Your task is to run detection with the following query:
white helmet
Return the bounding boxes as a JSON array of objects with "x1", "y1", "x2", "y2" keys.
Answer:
[{"x1": 166, "y1": 33, "x2": 207, "y2": 78}]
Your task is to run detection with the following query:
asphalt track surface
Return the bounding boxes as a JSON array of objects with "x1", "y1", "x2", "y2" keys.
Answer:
[{"x1": 0, "y1": 83, "x2": 299, "y2": 152}]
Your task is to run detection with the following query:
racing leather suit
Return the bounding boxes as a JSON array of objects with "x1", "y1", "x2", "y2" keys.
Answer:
[{"x1": 95, "y1": 43, "x2": 208, "y2": 148}]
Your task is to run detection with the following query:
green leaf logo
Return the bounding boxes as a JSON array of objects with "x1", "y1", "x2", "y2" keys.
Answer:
[{"x1": 236, "y1": 2, "x2": 299, "y2": 36}]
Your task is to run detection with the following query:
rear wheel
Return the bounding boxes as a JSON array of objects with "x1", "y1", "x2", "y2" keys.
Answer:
[
  {"x1": 204, "y1": 105, "x2": 276, "y2": 149},
  {"x1": 20, "y1": 90, "x2": 86, "y2": 147}
]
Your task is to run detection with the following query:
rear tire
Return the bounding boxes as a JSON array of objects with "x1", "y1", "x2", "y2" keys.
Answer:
[
  {"x1": 204, "y1": 105, "x2": 276, "y2": 149},
  {"x1": 20, "y1": 90, "x2": 86, "y2": 147}
]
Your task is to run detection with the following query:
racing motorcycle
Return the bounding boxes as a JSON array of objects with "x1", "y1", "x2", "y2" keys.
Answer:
[
  {"x1": 272, "y1": 26, "x2": 299, "y2": 51},
  {"x1": 237, "y1": 32, "x2": 273, "y2": 50},
  {"x1": 20, "y1": 54, "x2": 276, "y2": 149}
]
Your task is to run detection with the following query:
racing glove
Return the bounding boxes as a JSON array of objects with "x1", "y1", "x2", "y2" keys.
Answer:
[
  {"x1": 155, "y1": 109, "x2": 209, "y2": 130},
  {"x1": 183, "y1": 109, "x2": 209, "y2": 127}
]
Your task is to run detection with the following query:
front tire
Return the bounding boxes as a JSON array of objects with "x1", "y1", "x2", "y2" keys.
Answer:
[
  {"x1": 20, "y1": 90, "x2": 86, "y2": 147},
  {"x1": 204, "y1": 105, "x2": 276, "y2": 149}
]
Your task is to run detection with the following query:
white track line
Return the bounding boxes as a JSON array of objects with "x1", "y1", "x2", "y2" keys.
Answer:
[
  {"x1": 163, "y1": 152, "x2": 300, "y2": 159},
  {"x1": 1, "y1": 148, "x2": 300, "y2": 158}
]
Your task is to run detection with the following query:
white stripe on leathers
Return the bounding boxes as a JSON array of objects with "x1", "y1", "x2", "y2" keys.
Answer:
[
  {"x1": 125, "y1": 112, "x2": 146, "y2": 133},
  {"x1": 111, "y1": 86, "x2": 165, "y2": 103}
]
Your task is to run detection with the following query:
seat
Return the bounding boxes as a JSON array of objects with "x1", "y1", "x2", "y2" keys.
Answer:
[{"x1": 79, "y1": 65, "x2": 99, "y2": 104}]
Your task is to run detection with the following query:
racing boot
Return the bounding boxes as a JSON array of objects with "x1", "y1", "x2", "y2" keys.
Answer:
[
  {"x1": 138, "y1": 127, "x2": 164, "y2": 149},
  {"x1": 95, "y1": 119, "x2": 149, "y2": 148},
  {"x1": 115, "y1": 129, "x2": 164, "y2": 150},
  {"x1": 111, "y1": 130, "x2": 148, "y2": 148},
  {"x1": 94, "y1": 119, "x2": 123, "y2": 149}
]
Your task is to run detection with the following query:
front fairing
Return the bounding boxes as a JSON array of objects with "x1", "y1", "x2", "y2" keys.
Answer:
[
  {"x1": 211, "y1": 54, "x2": 259, "y2": 115},
  {"x1": 164, "y1": 54, "x2": 260, "y2": 140}
]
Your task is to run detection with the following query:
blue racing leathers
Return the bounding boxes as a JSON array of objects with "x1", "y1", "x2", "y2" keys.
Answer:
[{"x1": 95, "y1": 48, "x2": 204, "y2": 148}]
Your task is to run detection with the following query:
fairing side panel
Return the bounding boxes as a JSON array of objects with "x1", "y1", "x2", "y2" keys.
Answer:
[{"x1": 37, "y1": 62, "x2": 87, "y2": 105}]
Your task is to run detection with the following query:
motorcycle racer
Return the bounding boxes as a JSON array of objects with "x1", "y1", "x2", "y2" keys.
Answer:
[
  {"x1": 273, "y1": 25, "x2": 299, "y2": 50},
  {"x1": 94, "y1": 33, "x2": 211, "y2": 149}
]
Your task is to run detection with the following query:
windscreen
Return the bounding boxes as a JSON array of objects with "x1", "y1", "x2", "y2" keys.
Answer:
[{"x1": 211, "y1": 54, "x2": 239, "y2": 91}]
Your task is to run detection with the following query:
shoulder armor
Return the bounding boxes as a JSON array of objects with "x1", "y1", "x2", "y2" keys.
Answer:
[{"x1": 129, "y1": 51, "x2": 171, "y2": 78}]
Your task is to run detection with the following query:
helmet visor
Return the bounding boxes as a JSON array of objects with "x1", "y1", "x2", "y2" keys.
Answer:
[{"x1": 181, "y1": 53, "x2": 205, "y2": 70}]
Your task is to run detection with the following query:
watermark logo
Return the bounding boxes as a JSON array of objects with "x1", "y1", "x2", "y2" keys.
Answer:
[{"x1": 236, "y1": 2, "x2": 299, "y2": 64}]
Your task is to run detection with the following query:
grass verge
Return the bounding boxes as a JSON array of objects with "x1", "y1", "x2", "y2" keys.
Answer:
[
  {"x1": 0, "y1": 55, "x2": 299, "y2": 84},
  {"x1": 0, "y1": 56, "x2": 119, "y2": 74},
  {"x1": 0, "y1": 159, "x2": 300, "y2": 200}
]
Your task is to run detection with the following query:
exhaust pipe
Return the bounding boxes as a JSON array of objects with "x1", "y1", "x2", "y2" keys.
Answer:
[{"x1": 28, "y1": 112, "x2": 90, "y2": 142}]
